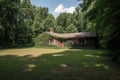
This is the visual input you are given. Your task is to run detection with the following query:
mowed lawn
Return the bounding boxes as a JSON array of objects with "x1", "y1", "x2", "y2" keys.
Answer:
[{"x1": 0, "y1": 48, "x2": 120, "y2": 80}]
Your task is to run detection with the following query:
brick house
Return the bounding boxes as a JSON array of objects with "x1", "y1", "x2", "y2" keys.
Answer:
[{"x1": 48, "y1": 28, "x2": 97, "y2": 48}]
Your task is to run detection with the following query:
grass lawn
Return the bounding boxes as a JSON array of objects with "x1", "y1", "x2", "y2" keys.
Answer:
[{"x1": 0, "y1": 48, "x2": 120, "y2": 80}]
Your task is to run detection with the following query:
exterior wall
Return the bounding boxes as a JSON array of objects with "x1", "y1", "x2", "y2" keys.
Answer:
[
  {"x1": 49, "y1": 37, "x2": 97, "y2": 48},
  {"x1": 57, "y1": 39, "x2": 64, "y2": 47},
  {"x1": 77, "y1": 37, "x2": 96, "y2": 48},
  {"x1": 49, "y1": 38, "x2": 64, "y2": 47},
  {"x1": 49, "y1": 39, "x2": 58, "y2": 45},
  {"x1": 71, "y1": 39, "x2": 79, "y2": 45},
  {"x1": 64, "y1": 37, "x2": 96, "y2": 48}
]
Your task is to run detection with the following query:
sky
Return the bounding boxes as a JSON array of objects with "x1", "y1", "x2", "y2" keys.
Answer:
[{"x1": 30, "y1": 0, "x2": 82, "y2": 18}]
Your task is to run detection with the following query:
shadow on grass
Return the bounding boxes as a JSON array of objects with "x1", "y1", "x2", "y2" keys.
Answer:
[
  {"x1": 0, "y1": 49, "x2": 120, "y2": 80},
  {"x1": 0, "y1": 46, "x2": 34, "y2": 50}
]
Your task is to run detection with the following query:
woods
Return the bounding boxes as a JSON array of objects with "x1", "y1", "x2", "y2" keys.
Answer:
[
  {"x1": 81, "y1": 0, "x2": 120, "y2": 61},
  {"x1": 0, "y1": 0, "x2": 84, "y2": 48},
  {"x1": 0, "y1": 0, "x2": 34, "y2": 47}
]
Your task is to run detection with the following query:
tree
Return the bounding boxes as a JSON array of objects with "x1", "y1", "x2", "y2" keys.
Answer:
[
  {"x1": 56, "y1": 7, "x2": 87, "y2": 33},
  {"x1": 32, "y1": 7, "x2": 56, "y2": 37},
  {"x1": 0, "y1": 0, "x2": 20, "y2": 47},
  {"x1": 56, "y1": 13, "x2": 68, "y2": 32},
  {"x1": 66, "y1": 24, "x2": 78, "y2": 33},
  {"x1": 81, "y1": 0, "x2": 120, "y2": 61},
  {"x1": 43, "y1": 14, "x2": 56, "y2": 32},
  {"x1": 56, "y1": 12, "x2": 79, "y2": 33},
  {"x1": 15, "y1": 0, "x2": 34, "y2": 45},
  {"x1": 55, "y1": 25, "x2": 64, "y2": 33},
  {"x1": 74, "y1": 7, "x2": 88, "y2": 31}
]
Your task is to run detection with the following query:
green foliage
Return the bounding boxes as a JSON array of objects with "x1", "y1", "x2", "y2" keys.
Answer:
[
  {"x1": 15, "y1": 0, "x2": 34, "y2": 46},
  {"x1": 0, "y1": 0, "x2": 86, "y2": 48},
  {"x1": 64, "y1": 40, "x2": 73, "y2": 48},
  {"x1": 0, "y1": 0, "x2": 35, "y2": 48},
  {"x1": 34, "y1": 32, "x2": 51, "y2": 47},
  {"x1": 32, "y1": 7, "x2": 56, "y2": 37},
  {"x1": 66, "y1": 24, "x2": 78, "y2": 33},
  {"x1": 56, "y1": 8, "x2": 86, "y2": 33},
  {"x1": 81, "y1": 0, "x2": 120, "y2": 61},
  {"x1": 56, "y1": 13, "x2": 68, "y2": 30},
  {"x1": 73, "y1": 7, "x2": 84, "y2": 31},
  {"x1": 55, "y1": 25, "x2": 64, "y2": 33},
  {"x1": 0, "y1": 0, "x2": 20, "y2": 47},
  {"x1": 43, "y1": 14, "x2": 57, "y2": 32}
]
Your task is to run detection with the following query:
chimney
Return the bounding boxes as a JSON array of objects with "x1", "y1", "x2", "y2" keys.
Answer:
[{"x1": 50, "y1": 27, "x2": 54, "y2": 33}]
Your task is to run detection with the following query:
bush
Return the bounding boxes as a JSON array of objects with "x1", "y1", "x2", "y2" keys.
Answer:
[{"x1": 64, "y1": 40, "x2": 73, "y2": 48}]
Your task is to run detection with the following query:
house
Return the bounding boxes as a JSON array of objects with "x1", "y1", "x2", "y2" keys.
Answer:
[
  {"x1": 34, "y1": 27, "x2": 97, "y2": 48},
  {"x1": 47, "y1": 28, "x2": 97, "y2": 48}
]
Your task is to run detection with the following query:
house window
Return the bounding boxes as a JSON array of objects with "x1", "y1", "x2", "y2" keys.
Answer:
[
  {"x1": 79, "y1": 38, "x2": 86, "y2": 44},
  {"x1": 49, "y1": 39, "x2": 53, "y2": 44}
]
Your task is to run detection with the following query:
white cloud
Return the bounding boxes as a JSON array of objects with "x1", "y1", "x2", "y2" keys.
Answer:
[
  {"x1": 54, "y1": 4, "x2": 75, "y2": 14},
  {"x1": 54, "y1": 4, "x2": 64, "y2": 13},
  {"x1": 67, "y1": 7, "x2": 75, "y2": 13}
]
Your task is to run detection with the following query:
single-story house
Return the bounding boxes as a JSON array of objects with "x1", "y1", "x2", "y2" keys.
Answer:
[
  {"x1": 34, "y1": 28, "x2": 97, "y2": 48},
  {"x1": 48, "y1": 28, "x2": 97, "y2": 48}
]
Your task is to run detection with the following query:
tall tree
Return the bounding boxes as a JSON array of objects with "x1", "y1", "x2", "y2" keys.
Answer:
[
  {"x1": 32, "y1": 7, "x2": 56, "y2": 37},
  {"x1": 66, "y1": 23, "x2": 78, "y2": 33},
  {"x1": 74, "y1": 7, "x2": 88, "y2": 31},
  {"x1": 56, "y1": 13, "x2": 68, "y2": 32},
  {"x1": 0, "y1": 0, "x2": 20, "y2": 47},
  {"x1": 32, "y1": 7, "x2": 48, "y2": 37},
  {"x1": 43, "y1": 14, "x2": 56, "y2": 32},
  {"x1": 56, "y1": 13, "x2": 79, "y2": 33},
  {"x1": 15, "y1": 0, "x2": 34, "y2": 45},
  {"x1": 81, "y1": 0, "x2": 120, "y2": 61}
]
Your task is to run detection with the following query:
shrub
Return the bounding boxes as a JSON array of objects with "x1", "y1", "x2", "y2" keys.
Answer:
[{"x1": 64, "y1": 40, "x2": 73, "y2": 48}]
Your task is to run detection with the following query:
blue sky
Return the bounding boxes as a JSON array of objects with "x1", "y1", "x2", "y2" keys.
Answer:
[{"x1": 30, "y1": 0, "x2": 82, "y2": 17}]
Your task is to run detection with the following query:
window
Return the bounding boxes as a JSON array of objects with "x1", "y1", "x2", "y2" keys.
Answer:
[
  {"x1": 49, "y1": 39, "x2": 53, "y2": 44},
  {"x1": 79, "y1": 38, "x2": 86, "y2": 44}
]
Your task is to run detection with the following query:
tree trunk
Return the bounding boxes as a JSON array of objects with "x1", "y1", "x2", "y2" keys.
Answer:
[{"x1": 3, "y1": 27, "x2": 12, "y2": 45}]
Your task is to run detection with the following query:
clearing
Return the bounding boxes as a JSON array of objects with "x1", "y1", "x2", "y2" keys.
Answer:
[{"x1": 0, "y1": 48, "x2": 120, "y2": 80}]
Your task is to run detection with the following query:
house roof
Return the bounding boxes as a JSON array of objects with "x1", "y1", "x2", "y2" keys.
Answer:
[{"x1": 47, "y1": 32, "x2": 97, "y2": 39}]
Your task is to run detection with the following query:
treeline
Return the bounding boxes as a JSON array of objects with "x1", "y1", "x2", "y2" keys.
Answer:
[
  {"x1": 0, "y1": 0, "x2": 85, "y2": 48},
  {"x1": 80, "y1": 0, "x2": 120, "y2": 61},
  {"x1": 0, "y1": 0, "x2": 34, "y2": 48}
]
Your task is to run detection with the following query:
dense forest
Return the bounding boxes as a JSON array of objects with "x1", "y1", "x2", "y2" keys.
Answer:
[
  {"x1": 80, "y1": 0, "x2": 120, "y2": 61},
  {"x1": 0, "y1": 0, "x2": 120, "y2": 61},
  {"x1": 0, "y1": 0, "x2": 85, "y2": 48}
]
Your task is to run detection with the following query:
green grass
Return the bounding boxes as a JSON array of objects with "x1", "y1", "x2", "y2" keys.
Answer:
[{"x1": 0, "y1": 48, "x2": 120, "y2": 80}]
